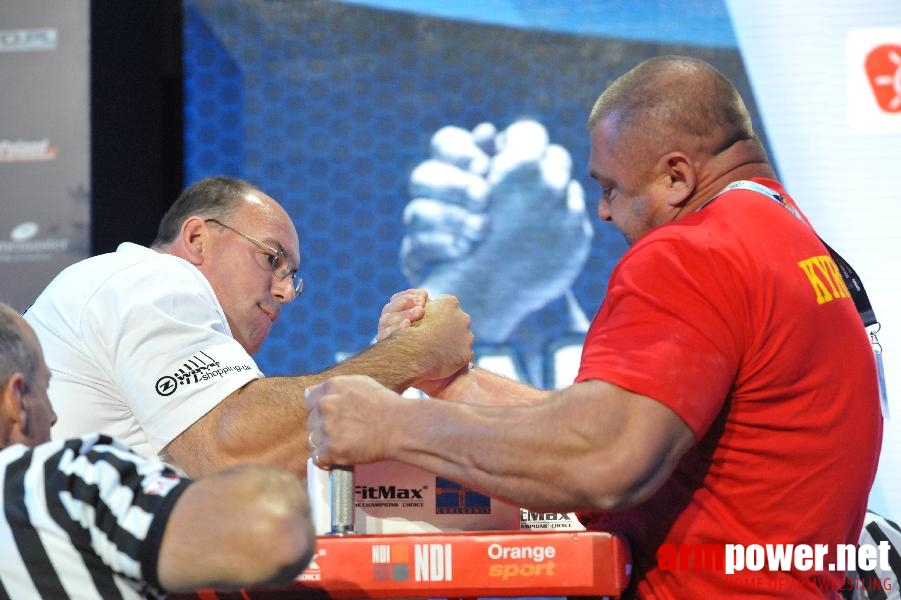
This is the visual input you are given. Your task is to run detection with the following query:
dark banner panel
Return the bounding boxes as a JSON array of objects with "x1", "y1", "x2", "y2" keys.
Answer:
[{"x1": 0, "y1": 1, "x2": 91, "y2": 312}]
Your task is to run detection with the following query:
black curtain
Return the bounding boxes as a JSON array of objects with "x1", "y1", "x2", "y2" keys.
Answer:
[{"x1": 90, "y1": 0, "x2": 184, "y2": 254}]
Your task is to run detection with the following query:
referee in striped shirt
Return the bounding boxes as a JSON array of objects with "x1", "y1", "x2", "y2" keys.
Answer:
[
  {"x1": 0, "y1": 303, "x2": 316, "y2": 599},
  {"x1": 843, "y1": 510, "x2": 901, "y2": 600}
]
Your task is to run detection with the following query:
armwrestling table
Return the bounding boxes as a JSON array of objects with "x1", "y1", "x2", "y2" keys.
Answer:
[{"x1": 174, "y1": 529, "x2": 631, "y2": 599}]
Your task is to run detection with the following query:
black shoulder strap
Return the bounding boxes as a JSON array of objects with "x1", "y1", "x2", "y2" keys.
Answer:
[{"x1": 819, "y1": 240, "x2": 877, "y2": 328}]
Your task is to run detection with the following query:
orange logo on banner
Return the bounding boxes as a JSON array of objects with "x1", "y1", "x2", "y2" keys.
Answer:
[{"x1": 864, "y1": 44, "x2": 901, "y2": 112}]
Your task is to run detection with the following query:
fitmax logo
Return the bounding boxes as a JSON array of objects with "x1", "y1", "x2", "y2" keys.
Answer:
[
  {"x1": 356, "y1": 485, "x2": 424, "y2": 500},
  {"x1": 521, "y1": 510, "x2": 573, "y2": 522}
]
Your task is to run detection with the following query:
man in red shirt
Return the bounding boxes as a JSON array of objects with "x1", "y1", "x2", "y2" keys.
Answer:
[{"x1": 304, "y1": 56, "x2": 883, "y2": 597}]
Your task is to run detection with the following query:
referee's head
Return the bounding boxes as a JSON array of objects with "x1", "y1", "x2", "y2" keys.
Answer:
[{"x1": 0, "y1": 303, "x2": 56, "y2": 447}]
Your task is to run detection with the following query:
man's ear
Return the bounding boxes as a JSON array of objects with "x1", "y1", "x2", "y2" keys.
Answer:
[
  {"x1": 180, "y1": 216, "x2": 208, "y2": 266},
  {"x1": 0, "y1": 373, "x2": 28, "y2": 443},
  {"x1": 657, "y1": 152, "x2": 696, "y2": 208}
]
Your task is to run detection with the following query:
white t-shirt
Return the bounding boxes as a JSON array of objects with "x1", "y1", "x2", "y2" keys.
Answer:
[{"x1": 24, "y1": 242, "x2": 263, "y2": 460}]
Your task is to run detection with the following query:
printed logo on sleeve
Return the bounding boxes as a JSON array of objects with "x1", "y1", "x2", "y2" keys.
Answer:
[{"x1": 154, "y1": 351, "x2": 253, "y2": 396}]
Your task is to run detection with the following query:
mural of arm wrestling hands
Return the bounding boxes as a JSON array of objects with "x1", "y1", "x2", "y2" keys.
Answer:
[{"x1": 401, "y1": 120, "x2": 594, "y2": 343}]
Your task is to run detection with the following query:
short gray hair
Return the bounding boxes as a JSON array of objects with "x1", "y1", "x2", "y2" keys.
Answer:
[
  {"x1": 151, "y1": 176, "x2": 261, "y2": 248},
  {"x1": 0, "y1": 304, "x2": 38, "y2": 387}
]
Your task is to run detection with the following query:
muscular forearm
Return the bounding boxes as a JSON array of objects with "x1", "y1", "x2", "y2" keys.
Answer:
[
  {"x1": 165, "y1": 328, "x2": 464, "y2": 477},
  {"x1": 317, "y1": 329, "x2": 443, "y2": 392},
  {"x1": 434, "y1": 366, "x2": 549, "y2": 406},
  {"x1": 382, "y1": 381, "x2": 694, "y2": 512},
  {"x1": 164, "y1": 377, "x2": 309, "y2": 477},
  {"x1": 382, "y1": 397, "x2": 604, "y2": 511}
]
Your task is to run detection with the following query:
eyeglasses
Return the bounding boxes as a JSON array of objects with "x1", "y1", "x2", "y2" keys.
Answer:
[{"x1": 205, "y1": 218, "x2": 303, "y2": 296}]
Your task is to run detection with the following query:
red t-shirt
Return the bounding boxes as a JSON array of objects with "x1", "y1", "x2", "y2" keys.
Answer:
[{"x1": 576, "y1": 179, "x2": 882, "y2": 598}]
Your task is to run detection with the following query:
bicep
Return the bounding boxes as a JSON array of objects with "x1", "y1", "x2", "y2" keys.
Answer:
[
  {"x1": 163, "y1": 378, "x2": 308, "y2": 478},
  {"x1": 557, "y1": 379, "x2": 695, "y2": 509},
  {"x1": 578, "y1": 242, "x2": 740, "y2": 438},
  {"x1": 162, "y1": 385, "x2": 241, "y2": 477},
  {"x1": 618, "y1": 385, "x2": 696, "y2": 501},
  {"x1": 101, "y1": 275, "x2": 261, "y2": 458}
]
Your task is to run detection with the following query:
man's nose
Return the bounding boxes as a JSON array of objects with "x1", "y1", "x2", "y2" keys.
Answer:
[{"x1": 598, "y1": 196, "x2": 613, "y2": 221}]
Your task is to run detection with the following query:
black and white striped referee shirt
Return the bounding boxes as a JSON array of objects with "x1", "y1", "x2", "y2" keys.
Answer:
[
  {"x1": 0, "y1": 434, "x2": 191, "y2": 599},
  {"x1": 843, "y1": 510, "x2": 901, "y2": 600}
]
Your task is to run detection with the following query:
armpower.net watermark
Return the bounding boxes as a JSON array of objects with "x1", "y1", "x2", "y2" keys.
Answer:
[{"x1": 658, "y1": 542, "x2": 895, "y2": 593}]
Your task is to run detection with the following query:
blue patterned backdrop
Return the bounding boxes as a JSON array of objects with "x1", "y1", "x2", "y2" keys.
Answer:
[{"x1": 182, "y1": 0, "x2": 761, "y2": 388}]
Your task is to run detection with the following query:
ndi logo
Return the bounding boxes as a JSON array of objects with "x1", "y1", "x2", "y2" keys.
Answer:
[
  {"x1": 370, "y1": 543, "x2": 453, "y2": 582},
  {"x1": 415, "y1": 543, "x2": 453, "y2": 582},
  {"x1": 371, "y1": 543, "x2": 409, "y2": 582}
]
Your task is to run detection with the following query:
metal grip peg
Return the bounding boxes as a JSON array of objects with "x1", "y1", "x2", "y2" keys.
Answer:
[{"x1": 329, "y1": 466, "x2": 355, "y2": 535}]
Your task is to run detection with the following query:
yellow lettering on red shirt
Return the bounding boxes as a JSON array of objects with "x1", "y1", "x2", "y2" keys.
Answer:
[
  {"x1": 797, "y1": 255, "x2": 850, "y2": 305},
  {"x1": 817, "y1": 255, "x2": 851, "y2": 299}
]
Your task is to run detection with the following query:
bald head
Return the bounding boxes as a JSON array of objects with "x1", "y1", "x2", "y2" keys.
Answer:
[
  {"x1": 586, "y1": 56, "x2": 776, "y2": 242},
  {"x1": 588, "y1": 56, "x2": 756, "y2": 167}
]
